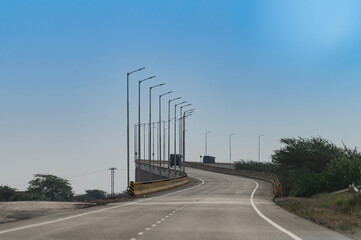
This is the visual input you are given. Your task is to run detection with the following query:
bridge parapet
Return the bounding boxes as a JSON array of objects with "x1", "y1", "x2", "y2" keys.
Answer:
[
  {"x1": 135, "y1": 160, "x2": 186, "y2": 182},
  {"x1": 185, "y1": 161, "x2": 282, "y2": 198},
  {"x1": 130, "y1": 160, "x2": 189, "y2": 197}
]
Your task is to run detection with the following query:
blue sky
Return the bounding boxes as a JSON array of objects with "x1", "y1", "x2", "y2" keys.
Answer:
[{"x1": 1, "y1": 0, "x2": 361, "y2": 194}]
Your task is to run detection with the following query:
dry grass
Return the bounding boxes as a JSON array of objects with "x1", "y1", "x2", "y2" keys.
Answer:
[{"x1": 276, "y1": 192, "x2": 361, "y2": 235}]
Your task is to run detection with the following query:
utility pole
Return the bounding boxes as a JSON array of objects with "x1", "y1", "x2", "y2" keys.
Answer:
[{"x1": 109, "y1": 167, "x2": 117, "y2": 197}]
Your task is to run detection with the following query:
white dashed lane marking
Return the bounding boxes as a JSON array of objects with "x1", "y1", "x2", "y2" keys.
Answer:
[{"x1": 129, "y1": 177, "x2": 205, "y2": 240}]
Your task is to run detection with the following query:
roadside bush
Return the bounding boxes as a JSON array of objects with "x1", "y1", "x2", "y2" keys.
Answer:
[
  {"x1": 292, "y1": 153, "x2": 361, "y2": 197},
  {"x1": 293, "y1": 172, "x2": 327, "y2": 197},
  {"x1": 74, "y1": 189, "x2": 108, "y2": 201},
  {"x1": 0, "y1": 185, "x2": 17, "y2": 201},
  {"x1": 324, "y1": 156, "x2": 361, "y2": 192},
  {"x1": 234, "y1": 160, "x2": 278, "y2": 174},
  {"x1": 14, "y1": 191, "x2": 33, "y2": 201}
]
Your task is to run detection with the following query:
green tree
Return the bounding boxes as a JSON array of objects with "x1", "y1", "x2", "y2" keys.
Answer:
[
  {"x1": 0, "y1": 185, "x2": 17, "y2": 201},
  {"x1": 271, "y1": 137, "x2": 342, "y2": 195},
  {"x1": 28, "y1": 174, "x2": 73, "y2": 201}
]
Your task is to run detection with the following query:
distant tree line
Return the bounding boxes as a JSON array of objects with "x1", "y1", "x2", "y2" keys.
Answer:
[
  {"x1": 235, "y1": 136, "x2": 361, "y2": 197},
  {"x1": 0, "y1": 174, "x2": 115, "y2": 202}
]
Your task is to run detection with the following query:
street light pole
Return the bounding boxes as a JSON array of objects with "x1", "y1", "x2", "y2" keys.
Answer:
[
  {"x1": 126, "y1": 67, "x2": 144, "y2": 188},
  {"x1": 134, "y1": 124, "x2": 137, "y2": 163},
  {"x1": 174, "y1": 101, "x2": 187, "y2": 171},
  {"x1": 163, "y1": 120, "x2": 166, "y2": 167},
  {"x1": 183, "y1": 109, "x2": 194, "y2": 172},
  {"x1": 143, "y1": 123, "x2": 146, "y2": 160},
  {"x1": 179, "y1": 104, "x2": 192, "y2": 158},
  {"x1": 152, "y1": 122, "x2": 156, "y2": 161},
  {"x1": 205, "y1": 131, "x2": 211, "y2": 156},
  {"x1": 148, "y1": 83, "x2": 165, "y2": 181},
  {"x1": 159, "y1": 91, "x2": 173, "y2": 172},
  {"x1": 138, "y1": 76, "x2": 155, "y2": 180},
  {"x1": 229, "y1": 133, "x2": 235, "y2": 163},
  {"x1": 168, "y1": 97, "x2": 181, "y2": 177},
  {"x1": 258, "y1": 134, "x2": 264, "y2": 162}
]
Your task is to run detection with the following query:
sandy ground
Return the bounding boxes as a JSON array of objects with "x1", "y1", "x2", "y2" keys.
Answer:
[{"x1": 0, "y1": 201, "x2": 94, "y2": 224}]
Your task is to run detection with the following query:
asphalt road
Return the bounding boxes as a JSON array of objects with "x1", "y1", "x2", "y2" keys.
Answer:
[{"x1": 0, "y1": 167, "x2": 353, "y2": 240}]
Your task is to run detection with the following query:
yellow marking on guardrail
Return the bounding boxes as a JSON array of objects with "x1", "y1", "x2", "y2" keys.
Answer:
[{"x1": 129, "y1": 181, "x2": 135, "y2": 196}]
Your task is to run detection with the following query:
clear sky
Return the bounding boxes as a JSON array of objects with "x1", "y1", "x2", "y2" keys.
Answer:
[{"x1": 1, "y1": 0, "x2": 361, "y2": 194}]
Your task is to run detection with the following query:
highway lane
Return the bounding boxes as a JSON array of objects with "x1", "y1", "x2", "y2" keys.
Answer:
[{"x1": 0, "y1": 167, "x2": 353, "y2": 240}]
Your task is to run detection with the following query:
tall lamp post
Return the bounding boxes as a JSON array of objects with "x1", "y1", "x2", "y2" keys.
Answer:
[
  {"x1": 162, "y1": 120, "x2": 166, "y2": 167},
  {"x1": 152, "y1": 122, "x2": 156, "y2": 161},
  {"x1": 182, "y1": 109, "x2": 194, "y2": 172},
  {"x1": 258, "y1": 134, "x2": 264, "y2": 162},
  {"x1": 148, "y1": 83, "x2": 165, "y2": 181},
  {"x1": 179, "y1": 104, "x2": 192, "y2": 157},
  {"x1": 205, "y1": 131, "x2": 211, "y2": 156},
  {"x1": 159, "y1": 91, "x2": 173, "y2": 170},
  {"x1": 126, "y1": 67, "x2": 144, "y2": 188},
  {"x1": 168, "y1": 97, "x2": 181, "y2": 177},
  {"x1": 143, "y1": 123, "x2": 146, "y2": 160},
  {"x1": 229, "y1": 133, "x2": 235, "y2": 163},
  {"x1": 134, "y1": 124, "x2": 137, "y2": 162},
  {"x1": 174, "y1": 101, "x2": 187, "y2": 171},
  {"x1": 138, "y1": 76, "x2": 155, "y2": 180}
]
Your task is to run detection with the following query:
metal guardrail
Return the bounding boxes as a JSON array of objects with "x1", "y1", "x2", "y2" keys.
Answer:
[{"x1": 185, "y1": 162, "x2": 282, "y2": 198}]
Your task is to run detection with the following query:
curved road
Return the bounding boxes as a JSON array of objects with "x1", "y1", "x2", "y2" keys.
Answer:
[{"x1": 0, "y1": 168, "x2": 352, "y2": 240}]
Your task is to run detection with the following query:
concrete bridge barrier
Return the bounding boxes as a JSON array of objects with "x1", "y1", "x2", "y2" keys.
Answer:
[
  {"x1": 185, "y1": 162, "x2": 282, "y2": 198},
  {"x1": 130, "y1": 160, "x2": 189, "y2": 197},
  {"x1": 129, "y1": 176, "x2": 189, "y2": 197}
]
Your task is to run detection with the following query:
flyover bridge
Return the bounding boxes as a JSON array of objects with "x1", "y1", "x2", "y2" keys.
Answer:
[{"x1": 0, "y1": 167, "x2": 351, "y2": 240}]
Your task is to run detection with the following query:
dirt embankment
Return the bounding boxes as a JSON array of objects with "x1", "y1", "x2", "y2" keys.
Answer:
[
  {"x1": 0, "y1": 196, "x2": 134, "y2": 224},
  {"x1": 276, "y1": 192, "x2": 361, "y2": 239}
]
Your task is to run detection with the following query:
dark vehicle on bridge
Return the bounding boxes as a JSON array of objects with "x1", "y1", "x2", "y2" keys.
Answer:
[
  {"x1": 170, "y1": 154, "x2": 182, "y2": 167},
  {"x1": 203, "y1": 155, "x2": 215, "y2": 164}
]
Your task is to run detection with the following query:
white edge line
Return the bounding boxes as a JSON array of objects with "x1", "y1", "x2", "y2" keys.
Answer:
[
  {"x1": 248, "y1": 179, "x2": 302, "y2": 240},
  {"x1": 0, "y1": 177, "x2": 205, "y2": 235}
]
